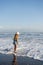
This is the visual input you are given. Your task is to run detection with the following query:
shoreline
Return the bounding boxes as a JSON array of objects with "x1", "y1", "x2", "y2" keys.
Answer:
[{"x1": 0, "y1": 53, "x2": 43, "y2": 65}]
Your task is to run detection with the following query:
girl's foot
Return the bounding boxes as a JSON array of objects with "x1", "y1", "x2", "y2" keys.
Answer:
[{"x1": 14, "y1": 51, "x2": 17, "y2": 53}]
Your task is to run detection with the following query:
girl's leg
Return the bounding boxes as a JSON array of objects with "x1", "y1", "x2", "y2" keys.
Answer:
[{"x1": 14, "y1": 44, "x2": 17, "y2": 52}]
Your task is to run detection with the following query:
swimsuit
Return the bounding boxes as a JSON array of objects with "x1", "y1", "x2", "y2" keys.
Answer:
[{"x1": 13, "y1": 40, "x2": 17, "y2": 45}]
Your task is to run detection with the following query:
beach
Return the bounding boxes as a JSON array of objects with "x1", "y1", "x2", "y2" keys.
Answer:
[
  {"x1": 0, "y1": 32, "x2": 43, "y2": 65},
  {"x1": 0, "y1": 53, "x2": 43, "y2": 65}
]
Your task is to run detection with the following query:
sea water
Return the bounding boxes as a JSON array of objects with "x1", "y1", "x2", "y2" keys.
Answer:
[{"x1": 0, "y1": 32, "x2": 43, "y2": 61}]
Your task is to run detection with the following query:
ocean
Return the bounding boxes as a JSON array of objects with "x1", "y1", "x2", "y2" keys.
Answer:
[{"x1": 0, "y1": 32, "x2": 43, "y2": 61}]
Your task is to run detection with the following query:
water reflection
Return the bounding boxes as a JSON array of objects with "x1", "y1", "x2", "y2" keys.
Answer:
[{"x1": 12, "y1": 54, "x2": 18, "y2": 65}]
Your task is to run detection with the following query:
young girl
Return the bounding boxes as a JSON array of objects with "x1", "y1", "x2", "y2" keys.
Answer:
[{"x1": 13, "y1": 32, "x2": 19, "y2": 53}]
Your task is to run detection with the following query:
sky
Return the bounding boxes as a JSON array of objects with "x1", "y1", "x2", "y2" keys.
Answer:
[{"x1": 0, "y1": 0, "x2": 43, "y2": 32}]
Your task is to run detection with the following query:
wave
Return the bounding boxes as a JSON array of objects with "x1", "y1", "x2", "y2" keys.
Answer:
[{"x1": 0, "y1": 32, "x2": 43, "y2": 61}]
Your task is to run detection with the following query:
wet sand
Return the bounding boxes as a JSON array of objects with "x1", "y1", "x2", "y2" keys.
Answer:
[{"x1": 0, "y1": 53, "x2": 43, "y2": 65}]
